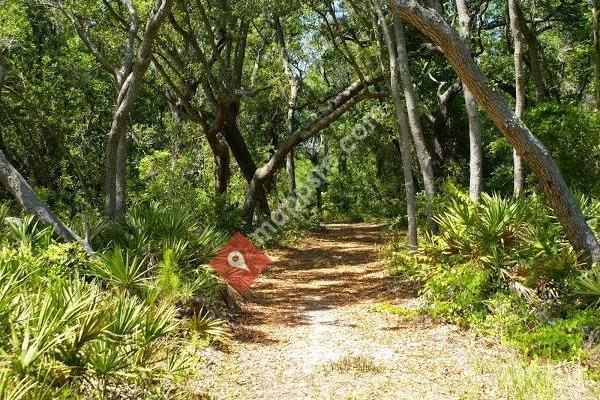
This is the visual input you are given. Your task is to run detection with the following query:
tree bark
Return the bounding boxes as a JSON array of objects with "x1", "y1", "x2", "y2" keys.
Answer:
[
  {"x1": 516, "y1": 4, "x2": 546, "y2": 102},
  {"x1": 201, "y1": 101, "x2": 231, "y2": 195},
  {"x1": 220, "y1": 101, "x2": 270, "y2": 217},
  {"x1": 286, "y1": 151, "x2": 297, "y2": 194},
  {"x1": 114, "y1": 130, "x2": 127, "y2": 217},
  {"x1": 509, "y1": 0, "x2": 525, "y2": 198},
  {"x1": 274, "y1": 15, "x2": 300, "y2": 196},
  {"x1": 99, "y1": 0, "x2": 174, "y2": 221},
  {"x1": 386, "y1": 0, "x2": 600, "y2": 263},
  {"x1": 429, "y1": 79, "x2": 462, "y2": 176},
  {"x1": 593, "y1": 0, "x2": 600, "y2": 110},
  {"x1": 373, "y1": 0, "x2": 418, "y2": 251},
  {"x1": 243, "y1": 79, "x2": 384, "y2": 226},
  {"x1": 456, "y1": 0, "x2": 483, "y2": 202},
  {"x1": 393, "y1": 16, "x2": 436, "y2": 234},
  {"x1": 0, "y1": 150, "x2": 92, "y2": 248}
]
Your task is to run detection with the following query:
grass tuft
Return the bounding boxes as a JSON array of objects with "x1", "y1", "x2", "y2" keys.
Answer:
[{"x1": 323, "y1": 355, "x2": 385, "y2": 375}]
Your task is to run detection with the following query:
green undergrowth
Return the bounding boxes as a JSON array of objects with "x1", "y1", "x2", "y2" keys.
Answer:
[
  {"x1": 383, "y1": 188, "x2": 600, "y2": 371},
  {"x1": 371, "y1": 303, "x2": 421, "y2": 321},
  {"x1": 0, "y1": 203, "x2": 234, "y2": 399}
]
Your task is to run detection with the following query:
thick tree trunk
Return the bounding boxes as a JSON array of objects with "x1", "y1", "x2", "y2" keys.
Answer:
[
  {"x1": 104, "y1": 0, "x2": 174, "y2": 221},
  {"x1": 204, "y1": 105, "x2": 231, "y2": 195},
  {"x1": 509, "y1": 0, "x2": 525, "y2": 198},
  {"x1": 456, "y1": 0, "x2": 483, "y2": 202},
  {"x1": 393, "y1": 16, "x2": 436, "y2": 234},
  {"x1": 386, "y1": 0, "x2": 600, "y2": 263},
  {"x1": 374, "y1": 0, "x2": 418, "y2": 251},
  {"x1": 220, "y1": 103, "x2": 270, "y2": 218},
  {"x1": 593, "y1": 0, "x2": 600, "y2": 110},
  {"x1": 105, "y1": 95, "x2": 131, "y2": 221}
]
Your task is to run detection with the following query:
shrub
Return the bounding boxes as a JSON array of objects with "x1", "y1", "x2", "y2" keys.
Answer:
[
  {"x1": 0, "y1": 209, "x2": 232, "y2": 398},
  {"x1": 508, "y1": 310, "x2": 600, "y2": 359},
  {"x1": 385, "y1": 188, "x2": 600, "y2": 362},
  {"x1": 424, "y1": 262, "x2": 491, "y2": 325}
]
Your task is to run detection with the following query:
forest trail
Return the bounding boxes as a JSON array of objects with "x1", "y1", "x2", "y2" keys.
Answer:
[{"x1": 192, "y1": 224, "x2": 547, "y2": 399}]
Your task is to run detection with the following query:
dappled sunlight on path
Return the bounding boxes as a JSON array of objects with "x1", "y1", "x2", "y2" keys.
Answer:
[{"x1": 191, "y1": 223, "x2": 542, "y2": 399}]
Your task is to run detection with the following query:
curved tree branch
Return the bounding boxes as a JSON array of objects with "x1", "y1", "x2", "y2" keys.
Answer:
[{"x1": 386, "y1": 0, "x2": 600, "y2": 263}]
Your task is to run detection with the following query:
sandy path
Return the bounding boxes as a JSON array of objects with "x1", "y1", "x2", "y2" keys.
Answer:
[{"x1": 190, "y1": 223, "x2": 521, "y2": 399}]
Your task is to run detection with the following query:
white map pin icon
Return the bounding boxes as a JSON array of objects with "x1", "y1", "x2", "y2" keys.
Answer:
[{"x1": 227, "y1": 251, "x2": 250, "y2": 272}]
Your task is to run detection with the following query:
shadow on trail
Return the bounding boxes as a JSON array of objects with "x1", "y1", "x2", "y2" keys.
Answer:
[{"x1": 232, "y1": 223, "x2": 416, "y2": 340}]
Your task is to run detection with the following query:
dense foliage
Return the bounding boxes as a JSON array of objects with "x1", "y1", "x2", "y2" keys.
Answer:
[
  {"x1": 385, "y1": 188, "x2": 600, "y2": 363},
  {"x1": 0, "y1": 0, "x2": 599, "y2": 396},
  {"x1": 0, "y1": 206, "x2": 231, "y2": 398}
]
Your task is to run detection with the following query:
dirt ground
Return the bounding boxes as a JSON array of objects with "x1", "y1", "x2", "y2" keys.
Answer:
[{"x1": 190, "y1": 223, "x2": 596, "y2": 399}]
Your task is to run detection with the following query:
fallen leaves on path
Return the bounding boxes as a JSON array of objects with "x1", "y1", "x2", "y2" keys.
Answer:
[{"x1": 190, "y1": 223, "x2": 597, "y2": 400}]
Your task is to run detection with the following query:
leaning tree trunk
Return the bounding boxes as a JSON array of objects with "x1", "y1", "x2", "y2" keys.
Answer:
[
  {"x1": 0, "y1": 150, "x2": 94, "y2": 251},
  {"x1": 243, "y1": 78, "x2": 384, "y2": 227},
  {"x1": 386, "y1": 0, "x2": 600, "y2": 264},
  {"x1": 373, "y1": 0, "x2": 418, "y2": 251},
  {"x1": 593, "y1": 0, "x2": 600, "y2": 110},
  {"x1": 393, "y1": 16, "x2": 436, "y2": 234},
  {"x1": 508, "y1": 0, "x2": 525, "y2": 198},
  {"x1": 456, "y1": 0, "x2": 483, "y2": 202},
  {"x1": 0, "y1": 54, "x2": 89, "y2": 250},
  {"x1": 220, "y1": 102, "x2": 270, "y2": 219}
]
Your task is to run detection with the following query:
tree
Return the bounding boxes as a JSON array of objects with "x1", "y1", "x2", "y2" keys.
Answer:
[
  {"x1": 243, "y1": 78, "x2": 385, "y2": 225},
  {"x1": 392, "y1": 16, "x2": 436, "y2": 234},
  {"x1": 273, "y1": 13, "x2": 300, "y2": 196},
  {"x1": 515, "y1": 2, "x2": 547, "y2": 103},
  {"x1": 508, "y1": 0, "x2": 526, "y2": 198},
  {"x1": 155, "y1": 1, "x2": 271, "y2": 212},
  {"x1": 373, "y1": 0, "x2": 418, "y2": 251},
  {"x1": 594, "y1": 0, "x2": 600, "y2": 110},
  {"x1": 57, "y1": 0, "x2": 175, "y2": 221},
  {"x1": 386, "y1": 0, "x2": 600, "y2": 263},
  {"x1": 456, "y1": 0, "x2": 483, "y2": 202}
]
